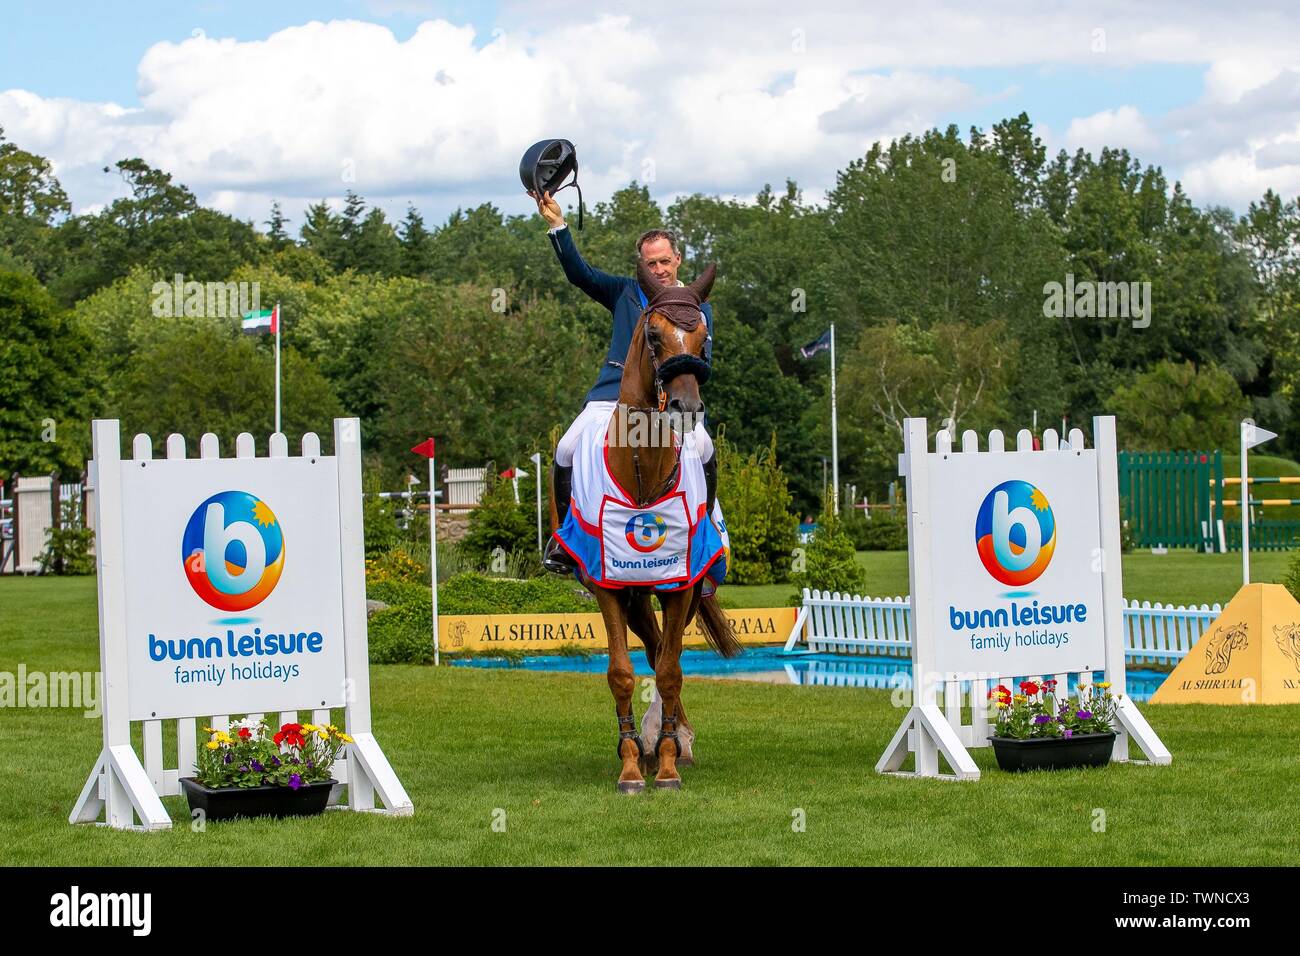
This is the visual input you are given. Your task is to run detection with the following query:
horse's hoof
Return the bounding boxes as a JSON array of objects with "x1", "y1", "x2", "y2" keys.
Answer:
[
  {"x1": 654, "y1": 777, "x2": 682, "y2": 790},
  {"x1": 617, "y1": 779, "x2": 646, "y2": 795}
]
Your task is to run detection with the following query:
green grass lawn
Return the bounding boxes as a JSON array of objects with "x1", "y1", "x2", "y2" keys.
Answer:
[
  {"x1": 719, "y1": 549, "x2": 1295, "y2": 608},
  {"x1": 3, "y1": 575, "x2": 1298, "y2": 865}
]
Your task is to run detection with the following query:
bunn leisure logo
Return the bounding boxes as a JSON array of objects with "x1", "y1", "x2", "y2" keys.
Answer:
[
  {"x1": 625, "y1": 512, "x2": 669, "y2": 553},
  {"x1": 182, "y1": 491, "x2": 285, "y2": 611},
  {"x1": 975, "y1": 480, "x2": 1055, "y2": 587}
]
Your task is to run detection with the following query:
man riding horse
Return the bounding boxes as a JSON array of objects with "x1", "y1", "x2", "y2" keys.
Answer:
[
  {"x1": 530, "y1": 189, "x2": 718, "y2": 576},
  {"x1": 525, "y1": 157, "x2": 735, "y2": 791}
]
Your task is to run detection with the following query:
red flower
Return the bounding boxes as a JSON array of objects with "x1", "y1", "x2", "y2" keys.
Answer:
[
  {"x1": 1020, "y1": 680, "x2": 1040, "y2": 696},
  {"x1": 238, "y1": 728, "x2": 251, "y2": 739},
  {"x1": 274, "y1": 723, "x2": 306, "y2": 748},
  {"x1": 988, "y1": 684, "x2": 1012, "y2": 703}
]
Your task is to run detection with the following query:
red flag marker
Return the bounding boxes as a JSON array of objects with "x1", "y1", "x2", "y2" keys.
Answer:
[{"x1": 411, "y1": 438, "x2": 436, "y2": 458}]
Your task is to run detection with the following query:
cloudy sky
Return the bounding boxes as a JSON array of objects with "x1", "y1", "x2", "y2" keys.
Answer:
[{"x1": 2, "y1": 0, "x2": 1298, "y2": 229}]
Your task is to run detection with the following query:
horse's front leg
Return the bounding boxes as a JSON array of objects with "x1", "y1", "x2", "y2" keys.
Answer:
[
  {"x1": 651, "y1": 588, "x2": 693, "y2": 789},
  {"x1": 593, "y1": 587, "x2": 645, "y2": 794}
]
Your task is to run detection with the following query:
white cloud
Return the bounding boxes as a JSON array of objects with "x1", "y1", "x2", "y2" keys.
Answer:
[
  {"x1": 1065, "y1": 106, "x2": 1159, "y2": 156},
  {"x1": 2, "y1": 2, "x2": 1300, "y2": 226}
]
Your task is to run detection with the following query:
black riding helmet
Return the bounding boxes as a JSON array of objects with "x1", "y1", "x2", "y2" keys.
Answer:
[{"x1": 519, "y1": 138, "x2": 584, "y2": 229}]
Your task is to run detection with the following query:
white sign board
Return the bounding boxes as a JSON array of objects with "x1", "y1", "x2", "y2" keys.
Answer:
[
  {"x1": 924, "y1": 449, "x2": 1106, "y2": 677},
  {"x1": 875, "y1": 417, "x2": 1171, "y2": 782},
  {"x1": 72, "y1": 420, "x2": 412, "y2": 830},
  {"x1": 120, "y1": 456, "x2": 347, "y2": 720}
]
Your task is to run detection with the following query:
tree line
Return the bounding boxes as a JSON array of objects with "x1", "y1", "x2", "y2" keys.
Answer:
[{"x1": 2, "y1": 113, "x2": 1298, "y2": 512}]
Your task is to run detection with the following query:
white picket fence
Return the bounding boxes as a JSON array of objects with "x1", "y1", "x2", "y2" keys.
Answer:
[{"x1": 785, "y1": 589, "x2": 1222, "y2": 666}]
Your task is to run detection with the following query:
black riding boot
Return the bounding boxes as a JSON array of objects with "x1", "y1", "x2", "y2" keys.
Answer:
[
  {"x1": 543, "y1": 462, "x2": 578, "y2": 574},
  {"x1": 703, "y1": 453, "x2": 718, "y2": 515}
]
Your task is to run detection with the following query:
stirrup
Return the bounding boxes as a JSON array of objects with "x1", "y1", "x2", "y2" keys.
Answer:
[{"x1": 543, "y1": 536, "x2": 577, "y2": 575}]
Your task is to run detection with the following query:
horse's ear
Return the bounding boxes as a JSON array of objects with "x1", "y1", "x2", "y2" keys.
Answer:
[
  {"x1": 636, "y1": 258, "x2": 661, "y2": 303},
  {"x1": 687, "y1": 262, "x2": 717, "y2": 302}
]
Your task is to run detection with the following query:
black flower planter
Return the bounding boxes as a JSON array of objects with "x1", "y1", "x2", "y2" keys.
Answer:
[
  {"x1": 988, "y1": 732, "x2": 1116, "y2": 772},
  {"x1": 180, "y1": 777, "x2": 336, "y2": 821}
]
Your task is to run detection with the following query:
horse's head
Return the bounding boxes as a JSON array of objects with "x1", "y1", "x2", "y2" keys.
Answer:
[{"x1": 634, "y1": 258, "x2": 716, "y2": 420}]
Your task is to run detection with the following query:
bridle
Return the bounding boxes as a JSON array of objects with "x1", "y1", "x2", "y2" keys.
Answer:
[{"x1": 624, "y1": 307, "x2": 711, "y2": 506}]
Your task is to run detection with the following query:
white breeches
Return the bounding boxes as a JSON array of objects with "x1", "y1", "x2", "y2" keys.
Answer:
[{"x1": 554, "y1": 400, "x2": 715, "y2": 467}]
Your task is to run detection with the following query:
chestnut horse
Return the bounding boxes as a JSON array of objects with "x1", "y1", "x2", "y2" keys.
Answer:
[{"x1": 550, "y1": 259, "x2": 741, "y2": 793}]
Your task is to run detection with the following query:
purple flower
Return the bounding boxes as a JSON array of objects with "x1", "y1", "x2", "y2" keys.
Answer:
[
  {"x1": 251, "y1": 760, "x2": 264, "y2": 772},
  {"x1": 1064, "y1": 728, "x2": 1074, "y2": 738},
  {"x1": 288, "y1": 773, "x2": 302, "y2": 790},
  {"x1": 238, "y1": 765, "x2": 248, "y2": 773},
  {"x1": 1033, "y1": 715, "x2": 1053, "y2": 724},
  {"x1": 270, "y1": 755, "x2": 281, "y2": 767},
  {"x1": 306, "y1": 760, "x2": 315, "y2": 769},
  {"x1": 1076, "y1": 710, "x2": 1093, "y2": 720},
  {"x1": 223, "y1": 753, "x2": 232, "y2": 765}
]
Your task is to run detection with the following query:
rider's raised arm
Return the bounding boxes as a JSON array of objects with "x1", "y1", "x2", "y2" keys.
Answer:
[{"x1": 548, "y1": 225, "x2": 626, "y2": 311}]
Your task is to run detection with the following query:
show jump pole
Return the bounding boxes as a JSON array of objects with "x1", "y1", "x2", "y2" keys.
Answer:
[
  {"x1": 1240, "y1": 419, "x2": 1278, "y2": 586},
  {"x1": 411, "y1": 437, "x2": 439, "y2": 665},
  {"x1": 830, "y1": 323, "x2": 839, "y2": 516}
]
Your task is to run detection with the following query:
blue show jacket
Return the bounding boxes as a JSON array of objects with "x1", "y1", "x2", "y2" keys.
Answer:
[{"x1": 548, "y1": 225, "x2": 713, "y2": 405}]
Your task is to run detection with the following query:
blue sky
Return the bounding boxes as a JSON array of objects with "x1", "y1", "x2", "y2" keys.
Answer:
[{"x1": 2, "y1": 2, "x2": 1297, "y2": 224}]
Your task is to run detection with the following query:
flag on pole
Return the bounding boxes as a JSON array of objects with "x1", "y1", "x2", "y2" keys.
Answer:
[
  {"x1": 799, "y1": 328, "x2": 832, "y2": 359},
  {"x1": 241, "y1": 306, "x2": 279, "y2": 335},
  {"x1": 411, "y1": 438, "x2": 436, "y2": 458},
  {"x1": 499, "y1": 467, "x2": 530, "y2": 479},
  {"x1": 1242, "y1": 422, "x2": 1278, "y2": 450}
]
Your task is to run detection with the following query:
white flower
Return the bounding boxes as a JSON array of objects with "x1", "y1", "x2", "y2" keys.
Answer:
[{"x1": 233, "y1": 715, "x2": 263, "y2": 733}]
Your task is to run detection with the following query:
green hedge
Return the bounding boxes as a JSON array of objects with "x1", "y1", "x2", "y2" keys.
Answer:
[
  {"x1": 845, "y1": 510, "x2": 908, "y2": 551},
  {"x1": 368, "y1": 602, "x2": 434, "y2": 664},
  {"x1": 437, "y1": 572, "x2": 594, "y2": 615},
  {"x1": 364, "y1": 572, "x2": 595, "y2": 663}
]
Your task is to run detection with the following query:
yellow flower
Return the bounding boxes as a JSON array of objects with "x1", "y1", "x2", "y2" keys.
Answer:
[
  {"x1": 302, "y1": 723, "x2": 318, "y2": 733},
  {"x1": 1013, "y1": 694, "x2": 1027, "y2": 703},
  {"x1": 205, "y1": 741, "x2": 220, "y2": 750},
  {"x1": 317, "y1": 729, "x2": 328, "y2": 740},
  {"x1": 202, "y1": 726, "x2": 216, "y2": 733},
  {"x1": 1097, "y1": 681, "x2": 1112, "y2": 689},
  {"x1": 337, "y1": 732, "x2": 354, "y2": 744},
  {"x1": 996, "y1": 701, "x2": 1009, "y2": 710},
  {"x1": 214, "y1": 731, "x2": 232, "y2": 745}
]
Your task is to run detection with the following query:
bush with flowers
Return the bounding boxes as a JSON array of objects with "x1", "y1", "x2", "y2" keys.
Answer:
[
  {"x1": 193, "y1": 716, "x2": 353, "y2": 790},
  {"x1": 988, "y1": 678, "x2": 1119, "y2": 740}
]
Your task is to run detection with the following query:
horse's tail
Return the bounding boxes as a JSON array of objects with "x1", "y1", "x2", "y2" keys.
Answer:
[{"x1": 697, "y1": 591, "x2": 743, "y2": 659}]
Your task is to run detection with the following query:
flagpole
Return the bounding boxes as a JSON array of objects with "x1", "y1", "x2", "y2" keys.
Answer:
[
  {"x1": 531, "y1": 452, "x2": 543, "y2": 553},
  {"x1": 274, "y1": 301, "x2": 282, "y2": 435},
  {"x1": 429, "y1": 448, "x2": 440, "y2": 666},
  {"x1": 1241, "y1": 421, "x2": 1251, "y2": 586},
  {"x1": 830, "y1": 322, "x2": 839, "y2": 516}
]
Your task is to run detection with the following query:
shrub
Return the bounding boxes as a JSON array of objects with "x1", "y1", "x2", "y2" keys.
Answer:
[
  {"x1": 438, "y1": 572, "x2": 593, "y2": 615},
  {"x1": 39, "y1": 499, "x2": 95, "y2": 575},
  {"x1": 1282, "y1": 550, "x2": 1300, "y2": 604},
  {"x1": 716, "y1": 430, "x2": 799, "y2": 584},
  {"x1": 790, "y1": 490, "x2": 868, "y2": 599},
  {"x1": 368, "y1": 602, "x2": 434, "y2": 664},
  {"x1": 459, "y1": 467, "x2": 535, "y2": 568},
  {"x1": 846, "y1": 507, "x2": 908, "y2": 551}
]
